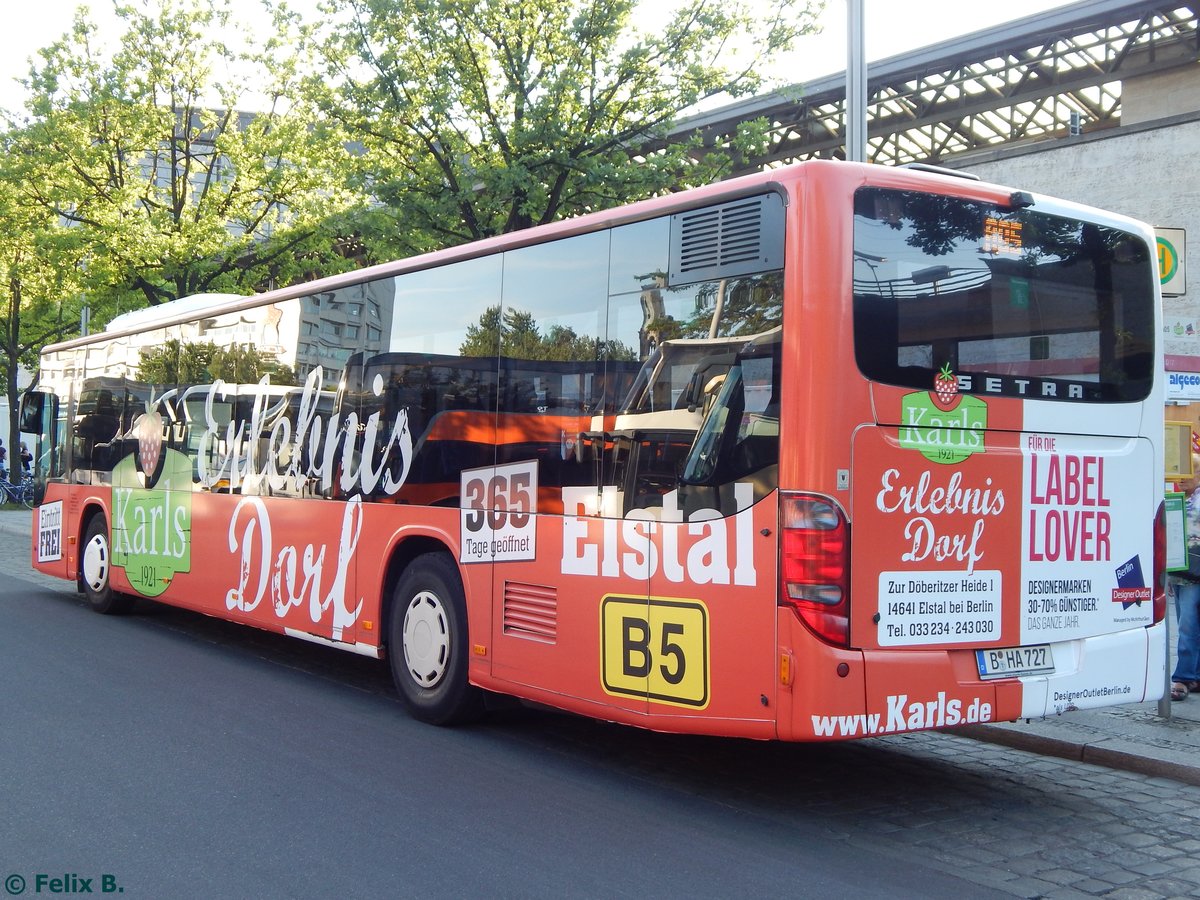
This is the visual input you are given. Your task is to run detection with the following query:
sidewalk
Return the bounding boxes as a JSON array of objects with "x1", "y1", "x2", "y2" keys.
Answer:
[
  {"x1": 4, "y1": 507, "x2": 1198, "y2": 782},
  {"x1": 959, "y1": 690, "x2": 1200, "y2": 786}
]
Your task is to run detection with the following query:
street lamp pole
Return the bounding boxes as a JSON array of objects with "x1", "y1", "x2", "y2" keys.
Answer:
[{"x1": 846, "y1": 0, "x2": 867, "y2": 162}]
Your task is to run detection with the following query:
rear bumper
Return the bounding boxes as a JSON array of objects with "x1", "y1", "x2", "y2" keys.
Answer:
[{"x1": 1017, "y1": 621, "x2": 1167, "y2": 717}]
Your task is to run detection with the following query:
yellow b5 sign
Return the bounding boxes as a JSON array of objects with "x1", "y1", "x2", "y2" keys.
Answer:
[{"x1": 601, "y1": 596, "x2": 710, "y2": 708}]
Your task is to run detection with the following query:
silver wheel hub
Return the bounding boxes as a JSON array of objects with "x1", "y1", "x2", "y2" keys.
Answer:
[
  {"x1": 402, "y1": 590, "x2": 450, "y2": 688},
  {"x1": 82, "y1": 532, "x2": 109, "y2": 593}
]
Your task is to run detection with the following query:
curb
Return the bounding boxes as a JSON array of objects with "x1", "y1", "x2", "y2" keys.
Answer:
[{"x1": 957, "y1": 723, "x2": 1200, "y2": 786}]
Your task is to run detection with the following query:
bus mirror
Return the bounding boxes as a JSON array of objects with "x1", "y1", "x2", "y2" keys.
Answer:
[
  {"x1": 19, "y1": 391, "x2": 44, "y2": 433},
  {"x1": 702, "y1": 374, "x2": 726, "y2": 416}
]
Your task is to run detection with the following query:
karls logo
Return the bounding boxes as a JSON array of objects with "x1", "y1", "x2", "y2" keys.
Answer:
[
  {"x1": 111, "y1": 448, "x2": 193, "y2": 598},
  {"x1": 899, "y1": 374, "x2": 988, "y2": 465}
]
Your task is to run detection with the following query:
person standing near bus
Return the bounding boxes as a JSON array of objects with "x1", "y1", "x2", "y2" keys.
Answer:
[{"x1": 1172, "y1": 457, "x2": 1200, "y2": 701}]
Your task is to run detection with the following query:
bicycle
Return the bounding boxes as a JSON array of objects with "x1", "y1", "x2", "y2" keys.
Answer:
[{"x1": 0, "y1": 474, "x2": 35, "y2": 509}]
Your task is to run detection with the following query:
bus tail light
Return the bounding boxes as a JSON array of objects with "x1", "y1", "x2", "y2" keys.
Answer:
[
  {"x1": 780, "y1": 492, "x2": 850, "y2": 648},
  {"x1": 1153, "y1": 500, "x2": 1166, "y2": 625}
]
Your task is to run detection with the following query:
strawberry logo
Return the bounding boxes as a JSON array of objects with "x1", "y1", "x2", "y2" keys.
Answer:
[
  {"x1": 133, "y1": 406, "x2": 165, "y2": 486},
  {"x1": 933, "y1": 363, "x2": 958, "y2": 408}
]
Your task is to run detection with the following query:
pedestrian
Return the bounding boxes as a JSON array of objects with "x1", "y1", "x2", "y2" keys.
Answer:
[
  {"x1": 0, "y1": 439, "x2": 7, "y2": 479},
  {"x1": 1172, "y1": 456, "x2": 1200, "y2": 701},
  {"x1": 19, "y1": 443, "x2": 31, "y2": 474}
]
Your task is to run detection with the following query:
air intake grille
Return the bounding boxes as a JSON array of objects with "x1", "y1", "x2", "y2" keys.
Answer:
[
  {"x1": 668, "y1": 193, "x2": 784, "y2": 286},
  {"x1": 503, "y1": 581, "x2": 557, "y2": 643}
]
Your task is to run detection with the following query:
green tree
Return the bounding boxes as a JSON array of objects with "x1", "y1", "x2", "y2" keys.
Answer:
[
  {"x1": 460, "y1": 305, "x2": 636, "y2": 361},
  {"x1": 0, "y1": 130, "x2": 87, "y2": 482},
  {"x1": 137, "y1": 338, "x2": 297, "y2": 384},
  {"x1": 12, "y1": 0, "x2": 363, "y2": 320},
  {"x1": 676, "y1": 273, "x2": 784, "y2": 338},
  {"x1": 308, "y1": 0, "x2": 822, "y2": 246}
]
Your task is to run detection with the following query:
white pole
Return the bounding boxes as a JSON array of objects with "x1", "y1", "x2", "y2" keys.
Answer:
[{"x1": 846, "y1": 0, "x2": 867, "y2": 162}]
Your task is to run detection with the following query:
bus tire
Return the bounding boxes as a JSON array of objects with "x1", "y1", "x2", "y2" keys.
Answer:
[
  {"x1": 81, "y1": 515, "x2": 133, "y2": 615},
  {"x1": 388, "y1": 553, "x2": 483, "y2": 725}
]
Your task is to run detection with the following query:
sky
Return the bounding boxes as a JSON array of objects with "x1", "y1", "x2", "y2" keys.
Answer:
[{"x1": 0, "y1": 0, "x2": 1076, "y2": 115}]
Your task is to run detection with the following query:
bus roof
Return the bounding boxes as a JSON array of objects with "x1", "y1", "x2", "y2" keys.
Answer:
[
  {"x1": 43, "y1": 159, "x2": 1149, "y2": 357},
  {"x1": 104, "y1": 294, "x2": 250, "y2": 332}
]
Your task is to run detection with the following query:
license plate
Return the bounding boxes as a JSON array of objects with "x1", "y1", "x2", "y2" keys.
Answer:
[{"x1": 975, "y1": 644, "x2": 1054, "y2": 679}]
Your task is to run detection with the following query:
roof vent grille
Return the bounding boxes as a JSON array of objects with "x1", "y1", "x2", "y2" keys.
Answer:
[{"x1": 669, "y1": 193, "x2": 784, "y2": 286}]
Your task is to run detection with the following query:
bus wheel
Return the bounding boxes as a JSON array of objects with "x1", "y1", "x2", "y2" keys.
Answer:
[
  {"x1": 81, "y1": 516, "x2": 133, "y2": 615},
  {"x1": 389, "y1": 553, "x2": 483, "y2": 725}
]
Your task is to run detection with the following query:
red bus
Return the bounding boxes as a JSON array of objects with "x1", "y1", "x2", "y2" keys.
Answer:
[{"x1": 23, "y1": 160, "x2": 1166, "y2": 739}]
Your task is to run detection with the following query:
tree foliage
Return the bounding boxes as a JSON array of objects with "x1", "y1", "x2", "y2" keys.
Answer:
[
  {"x1": 0, "y1": 133, "x2": 88, "y2": 477},
  {"x1": 11, "y1": 0, "x2": 362, "y2": 318},
  {"x1": 0, "y1": 0, "x2": 821, "y2": 441},
  {"x1": 137, "y1": 338, "x2": 297, "y2": 384},
  {"x1": 309, "y1": 0, "x2": 822, "y2": 245},
  {"x1": 675, "y1": 273, "x2": 785, "y2": 339},
  {"x1": 461, "y1": 305, "x2": 637, "y2": 361}
]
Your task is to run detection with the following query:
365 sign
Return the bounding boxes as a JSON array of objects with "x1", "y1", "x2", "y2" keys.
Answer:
[
  {"x1": 1156, "y1": 227, "x2": 1186, "y2": 296},
  {"x1": 459, "y1": 460, "x2": 538, "y2": 563}
]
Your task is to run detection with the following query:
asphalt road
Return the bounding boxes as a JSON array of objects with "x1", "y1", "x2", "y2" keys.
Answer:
[{"x1": 2, "y1": 536, "x2": 1199, "y2": 898}]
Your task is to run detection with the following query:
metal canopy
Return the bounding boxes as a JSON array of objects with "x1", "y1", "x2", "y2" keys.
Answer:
[{"x1": 650, "y1": 0, "x2": 1200, "y2": 174}]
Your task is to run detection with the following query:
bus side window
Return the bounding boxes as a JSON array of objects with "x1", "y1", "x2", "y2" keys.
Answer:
[
  {"x1": 75, "y1": 390, "x2": 121, "y2": 473},
  {"x1": 678, "y1": 339, "x2": 780, "y2": 516}
]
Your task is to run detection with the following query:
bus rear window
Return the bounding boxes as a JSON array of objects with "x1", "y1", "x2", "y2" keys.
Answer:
[{"x1": 852, "y1": 187, "x2": 1155, "y2": 403}]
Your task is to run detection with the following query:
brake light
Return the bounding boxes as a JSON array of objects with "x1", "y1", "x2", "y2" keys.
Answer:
[
  {"x1": 1153, "y1": 500, "x2": 1166, "y2": 625},
  {"x1": 780, "y1": 492, "x2": 850, "y2": 647}
]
